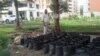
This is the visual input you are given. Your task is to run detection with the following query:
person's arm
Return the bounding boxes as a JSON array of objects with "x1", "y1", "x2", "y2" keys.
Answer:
[{"x1": 42, "y1": 15, "x2": 45, "y2": 26}]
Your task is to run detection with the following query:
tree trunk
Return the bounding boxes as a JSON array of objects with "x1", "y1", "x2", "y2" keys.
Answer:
[
  {"x1": 14, "y1": 0, "x2": 21, "y2": 29},
  {"x1": 53, "y1": 0, "x2": 61, "y2": 32}
]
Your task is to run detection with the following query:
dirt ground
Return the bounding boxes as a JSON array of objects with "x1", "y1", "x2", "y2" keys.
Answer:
[{"x1": 9, "y1": 44, "x2": 47, "y2": 56}]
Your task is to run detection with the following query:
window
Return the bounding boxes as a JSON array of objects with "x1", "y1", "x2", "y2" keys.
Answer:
[
  {"x1": 69, "y1": 7, "x2": 72, "y2": 9},
  {"x1": 10, "y1": 15, "x2": 15, "y2": 17},
  {"x1": 68, "y1": 4, "x2": 72, "y2": 6},
  {"x1": 29, "y1": 4, "x2": 33, "y2": 8},
  {"x1": 37, "y1": 12, "x2": 39, "y2": 16},
  {"x1": 8, "y1": 11, "x2": 12, "y2": 15},
  {"x1": 36, "y1": 4, "x2": 39, "y2": 9},
  {"x1": 18, "y1": 3, "x2": 27, "y2": 7},
  {"x1": 30, "y1": 12, "x2": 33, "y2": 17}
]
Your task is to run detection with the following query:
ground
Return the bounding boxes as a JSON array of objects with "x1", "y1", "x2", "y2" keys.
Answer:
[
  {"x1": 10, "y1": 44, "x2": 45, "y2": 56},
  {"x1": 1, "y1": 17, "x2": 100, "y2": 56}
]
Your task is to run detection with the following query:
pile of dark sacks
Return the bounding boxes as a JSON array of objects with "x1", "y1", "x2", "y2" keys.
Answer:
[
  {"x1": 20, "y1": 32, "x2": 100, "y2": 56},
  {"x1": 89, "y1": 37, "x2": 100, "y2": 56}
]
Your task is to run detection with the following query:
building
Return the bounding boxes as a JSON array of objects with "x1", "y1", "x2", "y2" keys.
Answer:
[
  {"x1": 67, "y1": 0, "x2": 90, "y2": 16},
  {"x1": 76, "y1": 0, "x2": 90, "y2": 16},
  {"x1": 0, "y1": 0, "x2": 39, "y2": 21},
  {"x1": 89, "y1": 0, "x2": 100, "y2": 16},
  {"x1": 35, "y1": 0, "x2": 52, "y2": 17},
  {"x1": 35, "y1": 0, "x2": 51, "y2": 10},
  {"x1": 67, "y1": 0, "x2": 100, "y2": 16},
  {"x1": 67, "y1": 0, "x2": 76, "y2": 13}
]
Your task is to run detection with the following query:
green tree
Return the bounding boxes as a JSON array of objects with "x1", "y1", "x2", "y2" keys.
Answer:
[
  {"x1": 50, "y1": 0, "x2": 68, "y2": 13},
  {"x1": 59, "y1": 0, "x2": 68, "y2": 12},
  {"x1": 0, "y1": 0, "x2": 11, "y2": 14},
  {"x1": 0, "y1": 0, "x2": 21, "y2": 29},
  {"x1": 14, "y1": 0, "x2": 33, "y2": 29}
]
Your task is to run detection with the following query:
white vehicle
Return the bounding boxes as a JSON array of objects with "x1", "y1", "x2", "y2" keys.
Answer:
[{"x1": 0, "y1": 15, "x2": 16, "y2": 23}]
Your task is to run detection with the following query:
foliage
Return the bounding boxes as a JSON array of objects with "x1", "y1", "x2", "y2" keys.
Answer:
[
  {"x1": 0, "y1": 0, "x2": 11, "y2": 10},
  {"x1": 91, "y1": 12, "x2": 95, "y2": 17},
  {"x1": 0, "y1": 33, "x2": 10, "y2": 50},
  {"x1": 50, "y1": 0, "x2": 68, "y2": 12},
  {"x1": 50, "y1": 3, "x2": 55, "y2": 12},
  {"x1": 68, "y1": 14, "x2": 78, "y2": 19},
  {"x1": 59, "y1": 0, "x2": 68, "y2": 12}
]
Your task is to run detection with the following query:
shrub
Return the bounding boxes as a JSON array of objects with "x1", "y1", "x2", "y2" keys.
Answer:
[{"x1": 0, "y1": 34, "x2": 9, "y2": 50}]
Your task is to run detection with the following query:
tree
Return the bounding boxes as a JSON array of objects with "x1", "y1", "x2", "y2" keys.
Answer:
[
  {"x1": 14, "y1": 0, "x2": 34, "y2": 29},
  {"x1": 0, "y1": 0, "x2": 21, "y2": 29},
  {"x1": 14, "y1": 0, "x2": 21, "y2": 29},
  {"x1": 50, "y1": 0, "x2": 68, "y2": 32},
  {"x1": 51, "y1": 0, "x2": 61, "y2": 32},
  {"x1": 59, "y1": 0, "x2": 68, "y2": 12},
  {"x1": 0, "y1": 0, "x2": 11, "y2": 14}
]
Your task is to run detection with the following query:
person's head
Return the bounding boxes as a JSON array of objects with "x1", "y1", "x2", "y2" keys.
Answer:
[{"x1": 44, "y1": 9, "x2": 48, "y2": 14}]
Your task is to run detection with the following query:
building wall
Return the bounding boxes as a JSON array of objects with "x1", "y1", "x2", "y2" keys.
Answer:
[
  {"x1": 90, "y1": 0, "x2": 100, "y2": 12},
  {"x1": 67, "y1": 0, "x2": 90, "y2": 16},
  {"x1": 71, "y1": 0, "x2": 100, "y2": 17},
  {"x1": 67, "y1": 0, "x2": 76, "y2": 13},
  {"x1": 89, "y1": 0, "x2": 100, "y2": 16},
  {"x1": 35, "y1": 0, "x2": 52, "y2": 13}
]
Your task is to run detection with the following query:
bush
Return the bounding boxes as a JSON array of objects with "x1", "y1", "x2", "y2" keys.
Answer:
[
  {"x1": 68, "y1": 14, "x2": 79, "y2": 20},
  {"x1": 0, "y1": 34, "x2": 9, "y2": 50}
]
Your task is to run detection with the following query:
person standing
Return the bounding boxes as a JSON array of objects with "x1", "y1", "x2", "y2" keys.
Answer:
[{"x1": 43, "y1": 9, "x2": 50, "y2": 34}]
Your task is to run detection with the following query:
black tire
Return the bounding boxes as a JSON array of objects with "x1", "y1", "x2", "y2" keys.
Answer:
[{"x1": 5, "y1": 19, "x2": 9, "y2": 24}]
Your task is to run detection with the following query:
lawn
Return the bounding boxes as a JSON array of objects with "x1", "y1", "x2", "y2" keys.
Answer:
[
  {"x1": 60, "y1": 17, "x2": 100, "y2": 32},
  {"x1": 1, "y1": 17, "x2": 100, "y2": 33}
]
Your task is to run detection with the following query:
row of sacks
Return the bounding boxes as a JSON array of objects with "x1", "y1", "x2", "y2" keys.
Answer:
[
  {"x1": 43, "y1": 34, "x2": 90, "y2": 56},
  {"x1": 89, "y1": 37, "x2": 100, "y2": 56},
  {"x1": 18, "y1": 32, "x2": 91, "y2": 56}
]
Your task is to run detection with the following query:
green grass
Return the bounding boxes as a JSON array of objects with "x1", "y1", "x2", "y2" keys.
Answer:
[
  {"x1": 1, "y1": 18, "x2": 100, "y2": 33},
  {"x1": 0, "y1": 29, "x2": 11, "y2": 56},
  {"x1": 60, "y1": 18, "x2": 100, "y2": 32}
]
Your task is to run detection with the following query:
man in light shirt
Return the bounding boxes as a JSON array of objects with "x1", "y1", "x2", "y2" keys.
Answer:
[{"x1": 43, "y1": 9, "x2": 50, "y2": 34}]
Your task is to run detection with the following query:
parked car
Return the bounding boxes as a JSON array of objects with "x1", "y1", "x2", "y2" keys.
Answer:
[{"x1": 0, "y1": 15, "x2": 16, "y2": 23}]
